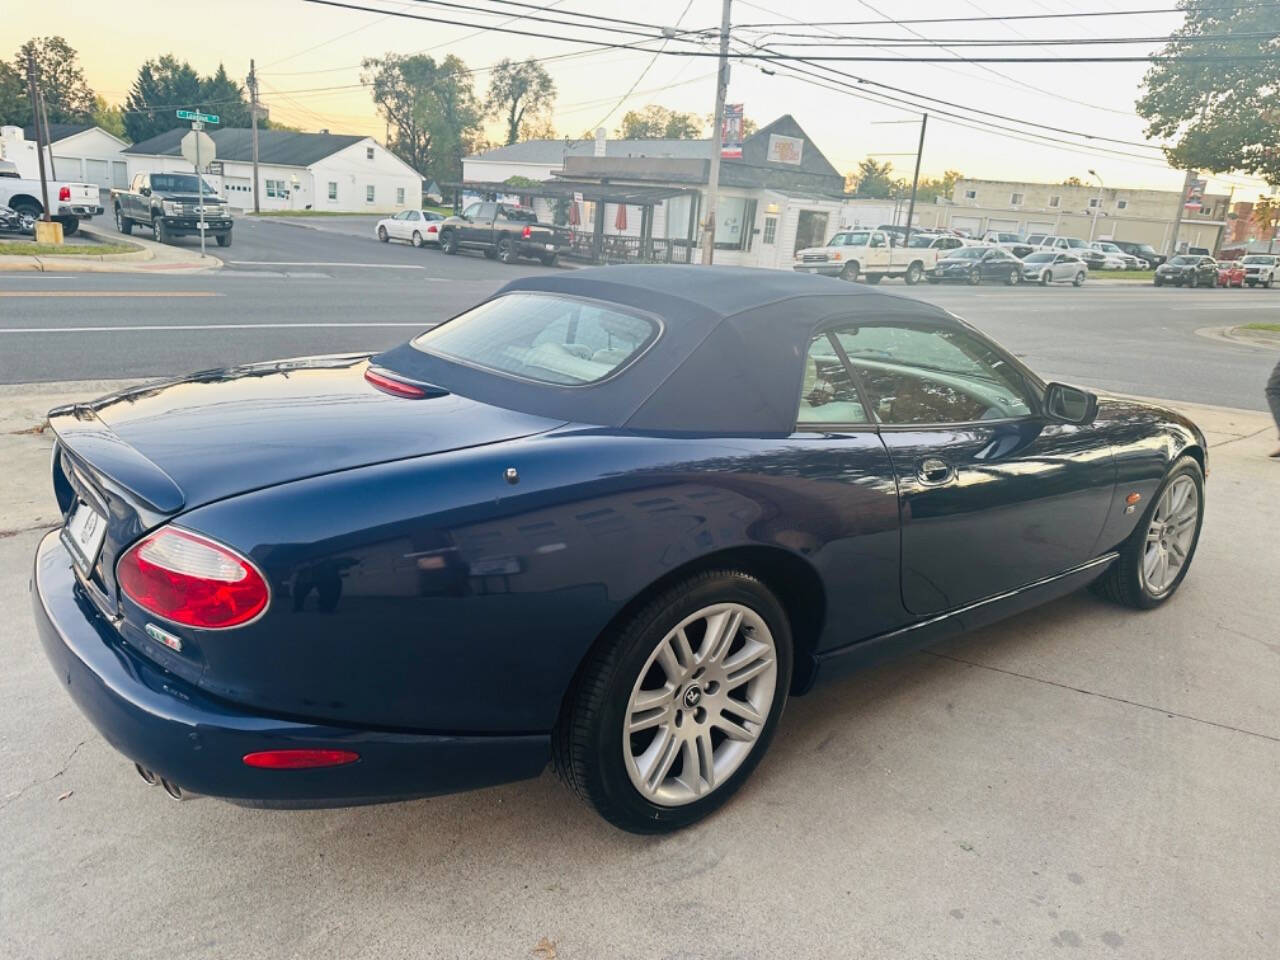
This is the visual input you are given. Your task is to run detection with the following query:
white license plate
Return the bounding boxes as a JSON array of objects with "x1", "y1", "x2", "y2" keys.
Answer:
[
  {"x1": 61, "y1": 500, "x2": 107, "y2": 576},
  {"x1": 545, "y1": 243, "x2": 554, "y2": 250},
  {"x1": 197, "y1": 222, "x2": 208, "y2": 230}
]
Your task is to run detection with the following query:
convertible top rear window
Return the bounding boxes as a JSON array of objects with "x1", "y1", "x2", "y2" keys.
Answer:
[{"x1": 412, "y1": 293, "x2": 659, "y2": 386}]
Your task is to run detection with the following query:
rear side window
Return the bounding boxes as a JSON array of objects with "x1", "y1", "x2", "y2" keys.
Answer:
[
  {"x1": 797, "y1": 334, "x2": 869, "y2": 425},
  {"x1": 412, "y1": 293, "x2": 658, "y2": 386}
]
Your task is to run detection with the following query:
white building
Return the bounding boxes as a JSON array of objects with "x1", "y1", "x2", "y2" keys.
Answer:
[
  {"x1": 124, "y1": 128, "x2": 422, "y2": 213},
  {"x1": 0, "y1": 123, "x2": 129, "y2": 188}
]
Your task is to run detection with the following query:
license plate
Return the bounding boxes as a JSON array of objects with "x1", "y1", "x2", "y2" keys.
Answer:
[
  {"x1": 197, "y1": 222, "x2": 208, "y2": 230},
  {"x1": 61, "y1": 500, "x2": 107, "y2": 577},
  {"x1": 545, "y1": 243, "x2": 554, "y2": 251}
]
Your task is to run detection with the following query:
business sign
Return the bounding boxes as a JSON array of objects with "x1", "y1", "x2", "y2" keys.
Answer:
[
  {"x1": 721, "y1": 104, "x2": 744, "y2": 159},
  {"x1": 767, "y1": 134, "x2": 804, "y2": 166},
  {"x1": 176, "y1": 109, "x2": 220, "y2": 124},
  {"x1": 1184, "y1": 174, "x2": 1207, "y2": 210}
]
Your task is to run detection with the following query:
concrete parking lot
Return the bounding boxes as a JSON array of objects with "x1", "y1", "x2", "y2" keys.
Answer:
[{"x1": 1, "y1": 223, "x2": 1278, "y2": 959}]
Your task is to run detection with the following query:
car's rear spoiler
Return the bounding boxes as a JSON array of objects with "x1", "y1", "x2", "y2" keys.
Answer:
[{"x1": 47, "y1": 404, "x2": 185, "y2": 514}]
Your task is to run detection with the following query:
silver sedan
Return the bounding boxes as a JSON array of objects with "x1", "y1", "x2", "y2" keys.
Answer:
[{"x1": 1022, "y1": 251, "x2": 1089, "y2": 286}]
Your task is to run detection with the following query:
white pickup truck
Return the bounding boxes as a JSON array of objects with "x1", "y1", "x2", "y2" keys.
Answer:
[
  {"x1": 793, "y1": 228, "x2": 937, "y2": 284},
  {"x1": 0, "y1": 158, "x2": 102, "y2": 236}
]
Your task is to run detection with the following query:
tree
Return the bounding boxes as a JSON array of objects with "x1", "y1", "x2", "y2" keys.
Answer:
[
  {"x1": 617, "y1": 104, "x2": 701, "y2": 139},
  {"x1": 914, "y1": 169, "x2": 963, "y2": 203},
  {"x1": 200, "y1": 63, "x2": 251, "y2": 128},
  {"x1": 846, "y1": 157, "x2": 895, "y2": 197},
  {"x1": 362, "y1": 52, "x2": 482, "y2": 190},
  {"x1": 123, "y1": 55, "x2": 203, "y2": 142},
  {"x1": 1137, "y1": 0, "x2": 1280, "y2": 187},
  {"x1": 13, "y1": 37, "x2": 95, "y2": 124},
  {"x1": 0, "y1": 61, "x2": 28, "y2": 127},
  {"x1": 485, "y1": 58, "x2": 555, "y2": 145},
  {"x1": 1254, "y1": 196, "x2": 1279, "y2": 249},
  {"x1": 92, "y1": 95, "x2": 126, "y2": 140},
  {"x1": 1062, "y1": 175, "x2": 1084, "y2": 187}
]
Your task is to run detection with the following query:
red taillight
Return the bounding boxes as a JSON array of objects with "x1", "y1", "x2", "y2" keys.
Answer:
[
  {"x1": 117, "y1": 528, "x2": 269, "y2": 629},
  {"x1": 427, "y1": 224, "x2": 437, "y2": 233},
  {"x1": 243, "y1": 749, "x2": 360, "y2": 769},
  {"x1": 59, "y1": 185, "x2": 71, "y2": 201},
  {"x1": 521, "y1": 225, "x2": 531, "y2": 239},
  {"x1": 364, "y1": 366, "x2": 427, "y2": 398}
]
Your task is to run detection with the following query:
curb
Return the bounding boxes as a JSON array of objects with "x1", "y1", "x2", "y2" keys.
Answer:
[
  {"x1": 1195, "y1": 325, "x2": 1280, "y2": 351},
  {"x1": 0, "y1": 224, "x2": 222, "y2": 274}
]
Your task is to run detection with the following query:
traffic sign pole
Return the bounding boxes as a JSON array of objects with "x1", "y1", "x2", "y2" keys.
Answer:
[{"x1": 177, "y1": 110, "x2": 219, "y2": 257}]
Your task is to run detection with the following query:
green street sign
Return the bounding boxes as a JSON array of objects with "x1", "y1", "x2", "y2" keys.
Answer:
[{"x1": 176, "y1": 109, "x2": 220, "y2": 124}]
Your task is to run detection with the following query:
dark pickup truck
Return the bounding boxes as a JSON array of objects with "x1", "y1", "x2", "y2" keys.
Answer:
[
  {"x1": 438, "y1": 201, "x2": 564, "y2": 266},
  {"x1": 111, "y1": 171, "x2": 233, "y2": 246}
]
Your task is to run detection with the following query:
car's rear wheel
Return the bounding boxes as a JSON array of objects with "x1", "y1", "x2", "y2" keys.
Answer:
[
  {"x1": 115, "y1": 206, "x2": 132, "y2": 235},
  {"x1": 904, "y1": 262, "x2": 922, "y2": 285},
  {"x1": 554, "y1": 570, "x2": 792, "y2": 834},
  {"x1": 540, "y1": 251, "x2": 558, "y2": 267},
  {"x1": 411, "y1": 230, "x2": 423, "y2": 248},
  {"x1": 498, "y1": 238, "x2": 518, "y2": 264},
  {"x1": 1092, "y1": 456, "x2": 1204, "y2": 610},
  {"x1": 377, "y1": 226, "x2": 389, "y2": 242},
  {"x1": 440, "y1": 230, "x2": 458, "y2": 254}
]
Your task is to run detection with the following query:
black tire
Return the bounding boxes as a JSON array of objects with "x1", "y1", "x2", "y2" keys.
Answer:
[
  {"x1": 153, "y1": 218, "x2": 167, "y2": 244},
  {"x1": 1092, "y1": 456, "x2": 1204, "y2": 610},
  {"x1": 377, "y1": 226, "x2": 389, "y2": 242},
  {"x1": 1073, "y1": 271, "x2": 1086, "y2": 287},
  {"x1": 114, "y1": 206, "x2": 132, "y2": 235},
  {"x1": 440, "y1": 230, "x2": 458, "y2": 255},
  {"x1": 10, "y1": 199, "x2": 40, "y2": 221},
  {"x1": 498, "y1": 237, "x2": 519, "y2": 264},
  {"x1": 215, "y1": 231, "x2": 231, "y2": 248},
  {"x1": 840, "y1": 262, "x2": 859, "y2": 283},
  {"x1": 540, "y1": 251, "x2": 559, "y2": 267},
  {"x1": 904, "y1": 262, "x2": 922, "y2": 285},
  {"x1": 967, "y1": 267, "x2": 981, "y2": 285},
  {"x1": 1004, "y1": 267, "x2": 1018, "y2": 285},
  {"x1": 1040, "y1": 271, "x2": 1051, "y2": 286},
  {"x1": 55, "y1": 216, "x2": 78, "y2": 237},
  {"x1": 553, "y1": 570, "x2": 793, "y2": 834},
  {"x1": 411, "y1": 230, "x2": 423, "y2": 248}
]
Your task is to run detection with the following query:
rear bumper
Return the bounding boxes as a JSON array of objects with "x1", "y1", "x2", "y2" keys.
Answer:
[
  {"x1": 56, "y1": 204, "x2": 102, "y2": 218},
  {"x1": 31, "y1": 531, "x2": 549, "y2": 807}
]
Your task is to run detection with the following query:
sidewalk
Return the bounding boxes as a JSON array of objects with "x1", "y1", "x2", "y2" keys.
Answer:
[{"x1": 0, "y1": 224, "x2": 221, "y2": 274}]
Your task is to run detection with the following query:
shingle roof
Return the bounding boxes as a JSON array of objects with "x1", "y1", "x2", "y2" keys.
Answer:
[
  {"x1": 22, "y1": 122, "x2": 95, "y2": 144},
  {"x1": 467, "y1": 138, "x2": 715, "y2": 164},
  {"x1": 124, "y1": 128, "x2": 366, "y2": 167}
]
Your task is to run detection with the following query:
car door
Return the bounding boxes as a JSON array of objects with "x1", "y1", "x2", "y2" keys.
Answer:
[
  {"x1": 867, "y1": 231, "x2": 891, "y2": 270},
  {"x1": 980, "y1": 249, "x2": 1011, "y2": 280},
  {"x1": 836, "y1": 320, "x2": 1116, "y2": 614},
  {"x1": 1199, "y1": 257, "x2": 1217, "y2": 284},
  {"x1": 403, "y1": 209, "x2": 423, "y2": 241},
  {"x1": 467, "y1": 202, "x2": 498, "y2": 245},
  {"x1": 1051, "y1": 253, "x2": 1073, "y2": 281}
]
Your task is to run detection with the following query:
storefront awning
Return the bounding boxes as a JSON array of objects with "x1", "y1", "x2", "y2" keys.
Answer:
[{"x1": 450, "y1": 180, "x2": 694, "y2": 206}]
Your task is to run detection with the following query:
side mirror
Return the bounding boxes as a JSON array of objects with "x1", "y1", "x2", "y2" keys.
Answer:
[
  {"x1": 140, "y1": 187, "x2": 151, "y2": 197},
  {"x1": 1044, "y1": 382, "x2": 1098, "y2": 425}
]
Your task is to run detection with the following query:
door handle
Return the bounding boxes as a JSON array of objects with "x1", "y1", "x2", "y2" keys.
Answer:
[{"x1": 917, "y1": 457, "x2": 955, "y2": 486}]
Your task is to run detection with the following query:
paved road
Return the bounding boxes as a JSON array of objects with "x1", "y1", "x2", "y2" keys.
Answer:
[{"x1": 3, "y1": 217, "x2": 1278, "y2": 409}]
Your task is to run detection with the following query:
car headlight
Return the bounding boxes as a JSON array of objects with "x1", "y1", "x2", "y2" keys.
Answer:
[{"x1": 162, "y1": 201, "x2": 182, "y2": 216}]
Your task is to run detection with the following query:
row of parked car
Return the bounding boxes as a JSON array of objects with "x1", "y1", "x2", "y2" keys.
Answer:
[
  {"x1": 375, "y1": 202, "x2": 564, "y2": 266},
  {"x1": 1154, "y1": 254, "x2": 1278, "y2": 288}
]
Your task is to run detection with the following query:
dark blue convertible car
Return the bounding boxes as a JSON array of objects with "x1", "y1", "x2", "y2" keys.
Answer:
[{"x1": 32, "y1": 266, "x2": 1207, "y2": 833}]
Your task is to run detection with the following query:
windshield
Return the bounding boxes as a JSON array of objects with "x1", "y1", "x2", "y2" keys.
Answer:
[
  {"x1": 1242, "y1": 256, "x2": 1276, "y2": 265},
  {"x1": 944, "y1": 247, "x2": 985, "y2": 260},
  {"x1": 907, "y1": 235, "x2": 937, "y2": 248},
  {"x1": 412, "y1": 293, "x2": 658, "y2": 386},
  {"x1": 1170, "y1": 255, "x2": 1198, "y2": 265},
  {"x1": 150, "y1": 173, "x2": 218, "y2": 194},
  {"x1": 1024, "y1": 252, "x2": 1054, "y2": 263},
  {"x1": 828, "y1": 232, "x2": 869, "y2": 247}
]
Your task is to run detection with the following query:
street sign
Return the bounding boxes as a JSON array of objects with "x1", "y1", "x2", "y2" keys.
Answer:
[
  {"x1": 181, "y1": 130, "x2": 216, "y2": 169},
  {"x1": 176, "y1": 109, "x2": 220, "y2": 124}
]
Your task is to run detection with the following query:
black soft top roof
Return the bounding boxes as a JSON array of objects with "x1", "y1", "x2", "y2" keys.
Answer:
[{"x1": 374, "y1": 265, "x2": 958, "y2": 433}]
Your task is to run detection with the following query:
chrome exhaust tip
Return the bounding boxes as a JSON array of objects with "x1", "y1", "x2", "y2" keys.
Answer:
[
  {"x1": 159, "y1": 778, "x2": 186, "y2": 801},
  {"x1": 135, "y1": 763, "x2": 158, "y2": 786}
]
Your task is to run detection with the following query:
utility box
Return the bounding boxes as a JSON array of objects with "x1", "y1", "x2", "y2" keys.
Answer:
[{"x1": 34, "y1": 219, "x2": 63, "y2": 245}]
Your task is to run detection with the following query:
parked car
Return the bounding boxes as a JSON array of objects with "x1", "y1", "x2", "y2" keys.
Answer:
[
  {"x1": 1039, "y1": 236, "x2": 1092, "y2": 256},
  {"x1": 1090, "y1": 242, "x2": 1143, "y2": 270},
  {"x1": 1021, "y1": 251, "x2": 1089, "y2": 286},
  {"x1": 1111, "y1": 240, "x2": 1165, "y2": 269},
  {"x1": 1215, "y1": 260, "x2": 1245, "y2": 288},
  {"x1": 794, "y1": 228, "x2": 937, "y2": 284},
  {"x1": 1154, "y1": 254, "x2": 1217, "y2": 287},
  {"x1": 32, "y1": 265, "x2": 1208, "y2": 833},
  {"x1": 0, "y1": 202, "x2": 35, "y2": 235},
  {"x1": 1186, "y1": 246, "x2": 1211, "y2": 257},
  {"x1": 927, "y1": 245, "x2": 1022, "y2": 285},
  {"x1": 1240, "y1": 254, "x2": 1278, "y2": 288},
  {"x1": 438, "y1": 201, "x2": 563, "y2": 265},
  {"x1": 375, "y1": 209, "x2": 444, "y2": 248},
  {"x1": 0, "y1": 158, "x2": 102, "y2": 236},
  {"x1": 981, "y1": 231, "x2": 1034, "y2": 259},
  {"x1": 111, "y1": 171, "x2": 233, "y2": 247},
  {"x1": 906, "y1": 232, "x2": 968, "y2": 254}
]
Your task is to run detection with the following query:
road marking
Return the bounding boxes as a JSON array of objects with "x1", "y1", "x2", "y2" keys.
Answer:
[
  {"x1": 227, "y1": 261, "x2": 424, "y2": 269},
  {"x1": 0, "y1": 322, "x2": 425, "y2": 333},
  {"x1": 0, "y1": 291, "x2": 219, "y2": 298},
  {"x1": 1171, "y1": 303, "x2": 1279, "y2": 311}
]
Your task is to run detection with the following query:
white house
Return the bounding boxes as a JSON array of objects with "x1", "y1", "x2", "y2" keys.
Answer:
[
  {"x1": 0, "y1": 123, "x2": 129, "y2": 188},
  {"x1": 123, "y1": 128, "x2": 422, "y2": 213}
]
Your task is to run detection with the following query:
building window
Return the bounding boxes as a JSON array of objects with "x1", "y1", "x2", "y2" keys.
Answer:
[
  {"x1": 1010, "y1": 192, "x2": 1024, "y2": 205},
  {"x1": 328, "y1": 181, "x2": 338, "y2": 200},
  {"x1": 762, "y1": 216, "x2": 777, "y2": 244},
  {"x1": 1048, "y1": 195, "x2": 1061, "y2": 208},
  {"x1": 265, "y1": 178, "x2": 286, "y2": 198},
  {"x1": 366, "y1": 146, "x2": 374, "y2": 160},
  {"x1": 1088, "y1": 197, "x2": 1102, "y2": 209},
  {"x1": 396, "y1": 187, "x2": 405, "y2": 205},
  {"x1": 1116, "y1": 198, "x2": 1128, "y2": 210},
  {"x1": 713, "y1": 196, "x2": 757, "y2": 251},
  {"x1": 963, "y1": 189, "x2": 977, "y2": 200},
  {"x1": 366, "y1": 185, "x2": 376, "y2": 203}
]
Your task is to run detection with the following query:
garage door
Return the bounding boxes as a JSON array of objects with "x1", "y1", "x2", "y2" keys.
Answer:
[
  {"x1": 987, "y1": 218, "x2": 1019, "y2": 232},
  {"x1": 112, "y1": 162, "x2": 128, "y2": 188},
  {"x1": 1026, "y1": 221, "x2": 1055, "y2": 235},
  {"x1": 53, "y1": 156, "x2": 80, "y2": 179},
  {"x1": 951, "y1": 216, "x2": 981, "y2": 234},
  {"x1": 85, "y1": 159, "x2": 110, "y2": 187}
]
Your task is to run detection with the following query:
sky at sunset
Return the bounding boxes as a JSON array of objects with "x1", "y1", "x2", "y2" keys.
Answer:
[{"x1": 9, "y1": 0, "x2": 1272, "y2": 199}]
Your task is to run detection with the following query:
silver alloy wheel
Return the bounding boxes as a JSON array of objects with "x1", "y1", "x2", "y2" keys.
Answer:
[
  {"x1": 623, "y1": 602, "x2": 777, "y2": 807},
  {"x1": 1141, "y1": 475, "x2": 1198, "y2": 597}
]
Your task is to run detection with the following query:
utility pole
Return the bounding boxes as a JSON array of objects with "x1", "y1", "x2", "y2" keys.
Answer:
[
  {"x1": 700, "y1": 0, "x2": 732, "y2": 266},
  {"x1": 24, "y1": 52, "x2": 50, "y2": 223},
  {"x1": 248, "y1": 59, "x2": 261, "y2": 214},
  {"x1": 39, "y1": 81, "x2": 57, "y2": 180},
  {"x1": 903, "y1": 113, "x2": 928, "y2": 248},
  {"x1": 1167, "y1": 168, "x2": 1194, "y2": 257},
  {"x1": 1087, "y1": 168, "x2": 1104, "y2": 243}
]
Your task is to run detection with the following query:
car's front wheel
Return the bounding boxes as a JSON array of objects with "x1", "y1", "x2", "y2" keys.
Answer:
[
  {"x1": 1073, "y1": 271, "x2": 1086, "y2": 287},
  {"x1": 554, "y1": 570, "x2": 792, "y2": 834},
  {"x1": 1040, "y1": 271, "x2": 1051, "y2": 286},
  {"x1": 840, "y1": 262, "x2": 859, "y2": 282},
  {"x1": 1004, "y1": 267, "x2": 1018, "y2": 285},
  {"x1": 1092, "y1": 456, "x2": 1204, "y2": 609},
  {"x1": 968, "y1": 267, "x2": 981, "y2": 285},
  {"x1": 377, "y1": 226, "x2": 389, "y2": 242}
]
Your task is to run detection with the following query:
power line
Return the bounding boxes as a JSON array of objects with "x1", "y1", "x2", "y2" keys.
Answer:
[
  {"x1": 742, "y1": 32, "x2": 1280, "y2": 47},
  {"x1": 732, "y1": 2, "x2": 1280, "y2": 29},
  {"x1": 399, "y1": 0, "x2": 678, "y2": 42}
]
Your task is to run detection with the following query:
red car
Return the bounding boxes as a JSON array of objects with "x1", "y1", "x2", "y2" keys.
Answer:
[{"x1": 1216, "y1": 261, "x2": 1245, "y2": 287}]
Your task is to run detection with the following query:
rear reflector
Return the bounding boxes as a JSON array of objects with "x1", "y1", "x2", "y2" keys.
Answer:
[
  {"x1": 243, "y1": 749, "x2": 360, "y2": 769},
  {"x1": 364, "y1": 366, "x2": 428, "y2": 398},
  {"x1": 118, "y1": 527, "x2": 269, "y2": 629},
  {"x1": 59, "y1": 185, "x2": 71, "y2": 201}
]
